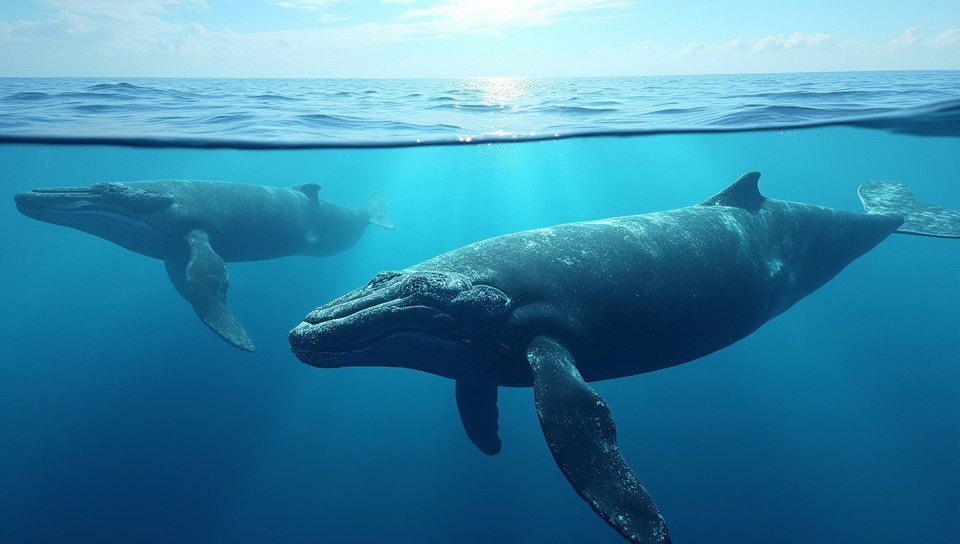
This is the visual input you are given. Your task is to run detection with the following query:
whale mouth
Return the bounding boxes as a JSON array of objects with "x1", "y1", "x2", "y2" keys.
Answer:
[
  {"x1": 289, "y1": 270, "x2": 513, "y2": 368},
  {"x1": 15, "y1": 183, "x2": 174, "y2": 216},
  {"x1": 14, "y1": 183, "x2": 178, "y2": 259}
]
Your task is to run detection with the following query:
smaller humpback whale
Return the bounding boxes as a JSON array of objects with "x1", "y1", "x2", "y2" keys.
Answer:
[
  {"x1": 289, "y1": 172, "x2": 960, "y2": 544},
  {"x1": 15, "y1": 180, "x2": 393, "y2": 352}
]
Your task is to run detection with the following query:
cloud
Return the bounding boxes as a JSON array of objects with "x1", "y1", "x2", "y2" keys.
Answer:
[
  {"x1": 629, "y1": 40, "x2": 667, "y2": 54},
  {"x1": 40, "y1": 0, "x2": 209, "y2": 19},
  {"x1": 271, "y1": 0, "x2": 350, "y2": 23},
  {"x1": 272, "y1": 0, "x2": 339, "y2": 12},
  {"x1": 721, "y1": 39, "x2": 753, "y2": 52},
  {"x1": 889, "y1": 26, "x2": 922, "y2": 49},
  {"x1": 674, "y1": 32, "x2": 848, "y2": 56},
  {"x1": 0, "y1": 0, "x2": 224, "y2": 64},
  {"x1": 753, "y1": 32, "x2": 845, "y2": 51},
  {"x1": 0, "y1": 20, "x2": 44, "y2": 44},
  {"x1": 926, "y1": 28, "x2": 960, "y2": 48},
  {"x1": 273, "y1": 0, "x2": 333, "y2": 9},
  {"x1": 6, "y1": 0, "x2": 209, "y2": 42},
  {"x1": 888, "y1": 26, "x2": 960, "y2": 50},
  {"x1": 398, "y1": 0, "x2": 628, "y2": 35},
  {"x1": 678, "y1": 41, "x2": 709, "y2": 55},
  {"x1": 3, "y1": 1, "x2": 956, "y2": 77}
]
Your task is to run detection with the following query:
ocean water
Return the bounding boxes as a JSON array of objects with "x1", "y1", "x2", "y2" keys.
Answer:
[{"x1": 2, "y1": 73, "x2": 959, "y2": 544}]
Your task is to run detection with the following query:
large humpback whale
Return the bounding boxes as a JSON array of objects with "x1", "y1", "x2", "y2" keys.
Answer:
[
  {"x1": 289, "y1": 172, "x2": 960, "y2": 544},
  {"x1": 15, "y1": 180, "x2": 393, "y2": 352}
]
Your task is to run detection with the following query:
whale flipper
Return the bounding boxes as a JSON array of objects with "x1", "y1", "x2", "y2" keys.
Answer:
[
  {"x1": 455, "y1": 380, "x2": 502, "y2": 455},
  {"x1": 168, "y1": 230, "x2": 255, "y2": 352},
  {"x1": 526, "y1": 336, "x2": 670, "y2": 544},
  {"x1": 365, "y1": 192, "x2": 395, "y2": 230}
]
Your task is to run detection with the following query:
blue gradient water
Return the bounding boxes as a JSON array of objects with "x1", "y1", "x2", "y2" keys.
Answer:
[{"x1": 2, "y1": 73, "x2": 959, "y2": 544}]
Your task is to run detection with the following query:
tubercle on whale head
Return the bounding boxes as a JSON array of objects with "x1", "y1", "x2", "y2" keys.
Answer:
[{"x1": 288, "y1": 268, "x2": 516, "y2": 375}]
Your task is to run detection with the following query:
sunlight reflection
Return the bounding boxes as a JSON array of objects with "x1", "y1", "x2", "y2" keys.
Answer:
[
  {"x1": 451, "y1": 77, "x2": 534, "y2": 140},
  {"x1": 467, "y1": 76, "x2": 531, "y2": 110}
]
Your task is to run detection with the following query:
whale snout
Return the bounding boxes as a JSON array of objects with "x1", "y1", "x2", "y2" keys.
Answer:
[
  {"x1": 14, "y1": 186, "x2": 99, "y2": 218},
  {"x1": 15, "y1": 183, "x2": 174, "y2": 221},
  {"x1": 288, "y1": 269, "x2": 512, "y2": 367}
]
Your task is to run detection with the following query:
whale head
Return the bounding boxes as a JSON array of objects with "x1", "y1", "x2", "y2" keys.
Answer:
[
  {"x1": 15, "y1": 182, "x2": 177, "y2": 259},
  {"x1": 289, "y1": 268, "x2": 532, "y2": 384}
]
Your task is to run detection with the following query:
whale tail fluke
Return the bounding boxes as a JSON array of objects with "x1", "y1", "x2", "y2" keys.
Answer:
[
  {"x1": 858, "y1": 181, "x2": 960, "y2": 238},
  {"x1": 366, "y1": 192, "x2": 394, "y2": 230}
]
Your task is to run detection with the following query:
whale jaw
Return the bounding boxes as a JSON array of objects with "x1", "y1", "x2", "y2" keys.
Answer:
[{"x1": 289, "y1": 269, "x2": 526, "y2": 384}]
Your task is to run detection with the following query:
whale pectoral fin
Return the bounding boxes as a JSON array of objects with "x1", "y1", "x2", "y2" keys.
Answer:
[
  {"x1": 455, "y1": 380, "x2": 502, "y2": 455},
  {"x1": 526, "y1": 336, "x2": 670, "y2": 544},
  {"x1": 175, "y1": 229, "x2": 256, "y2": 352},
  {"x1": 365, "y1": 192, "x2": 394, "y2": 230}
]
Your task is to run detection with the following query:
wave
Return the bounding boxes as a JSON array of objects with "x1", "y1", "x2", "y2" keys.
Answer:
[
  {"x1": 0, "y1": 72, "x2": 958, "y2": 148},
  {"x1": 533, "y1": 105, "x2": 620, "y2": 116}
]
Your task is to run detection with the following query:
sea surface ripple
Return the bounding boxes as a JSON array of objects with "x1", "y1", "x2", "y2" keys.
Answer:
[{"x1": 1, "y1": 71, "x2": 959, "y2": 147}]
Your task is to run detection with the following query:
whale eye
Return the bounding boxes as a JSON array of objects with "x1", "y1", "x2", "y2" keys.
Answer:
[
  {"x1": 450, "y1": 285, "x2": 511, "y2": 318},
  {"x1": 401, "y1": 273, "x2": 437, "y2": 296},
  {"x1": 399, "y1": 271, "x2": 473, "y2": 298}
]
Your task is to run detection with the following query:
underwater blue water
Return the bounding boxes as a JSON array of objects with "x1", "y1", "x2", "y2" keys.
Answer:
[{"x1": 2, "y1": 73, "x2": 959, "y2": 544}]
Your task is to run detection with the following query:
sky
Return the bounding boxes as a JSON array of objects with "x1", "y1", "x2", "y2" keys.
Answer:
[{"x1": 0, "y1": 0, "x2": 958, "y2": 78}]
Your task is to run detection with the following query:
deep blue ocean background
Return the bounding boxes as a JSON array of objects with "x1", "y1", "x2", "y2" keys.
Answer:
[{"x1": 2, "y1": 73, "x2": 959, "y2": 544}]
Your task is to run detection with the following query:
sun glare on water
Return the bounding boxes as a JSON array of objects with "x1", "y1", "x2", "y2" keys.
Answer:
[{"x1": 472, "y1": 76, "x2": 531, "y2": 109}]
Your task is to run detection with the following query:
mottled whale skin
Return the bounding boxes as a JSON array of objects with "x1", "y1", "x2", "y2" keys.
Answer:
[
  {"x1": 289, "y1": 172, "x2": 960, "y2": 544},
  {"x1": 15, "y1": 179, "x2": 392, "y2": 352}
]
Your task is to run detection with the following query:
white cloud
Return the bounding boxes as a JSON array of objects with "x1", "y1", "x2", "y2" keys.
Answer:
[
  {"x1": 889, "y1": 26, "x2": 922, "y2": 49},
  {"x1": 2, "y1": 1, "x2": 957, "y2": 77},
  {"x1": 675, "y1": 32, "x2": 847, "y2": 56},
  {"x1": 629, "y1": 40, "x2": 666, "y2": 54},
  {"x1": 678, "y1": 41, "x2": 709, "y2": 55},
  {"x1": 0, "y1": 20, "x2": 35, "y2": 44},
  {"x1": 10, "y1": 0, "x2": 209, "y2": 42},
  {"x1": 926, "y1": 28, "x2": 960, "y2": 48},
  {"x1": 40, "y1": 0, "x2": 208, "y2": 18},
  {"x1": 272, "y1": 0, "x2": 340, "y2": 12},
  {"x1": 887, "y1": 27, "x2": 960, "y2": 50},
  {"x1": 754, "y1": 32, "x2": 844, "y2": 51},
  {"x1": 398, "y1": 0, "x2": 627, "y2": 35},
  {"x1": 721, "y1": 38, "x2": 752, "y2": 52}
]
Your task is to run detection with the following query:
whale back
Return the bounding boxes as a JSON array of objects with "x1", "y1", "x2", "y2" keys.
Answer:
[{"x1": 414, "y1": 173, "x2": 904, "y2": 382}]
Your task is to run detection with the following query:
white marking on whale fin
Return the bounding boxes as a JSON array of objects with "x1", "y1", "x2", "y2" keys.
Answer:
[
  {"x1": 526, "y1": 336, "x2": 670, "y2": 544},
  {"x1": 699, "y1": 171, "x2": 765, "y2": 211},
  {"x1": 294, "y1": 183, "x2": 322, "y2": 202},
  {"x1": 859, "y1": 181, "x2": 960, "y2": 238}
]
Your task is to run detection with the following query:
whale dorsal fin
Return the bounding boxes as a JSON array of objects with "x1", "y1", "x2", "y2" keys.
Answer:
[
  {"x1": 295, "y1": 183, "x2": 322, "y2": 203},
  {"x1": 526, "y1": 336, "x2": 670, "y2": 544},
  {"x1": 700, "y1": 171, "x2": 765, "y2": 211}
]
